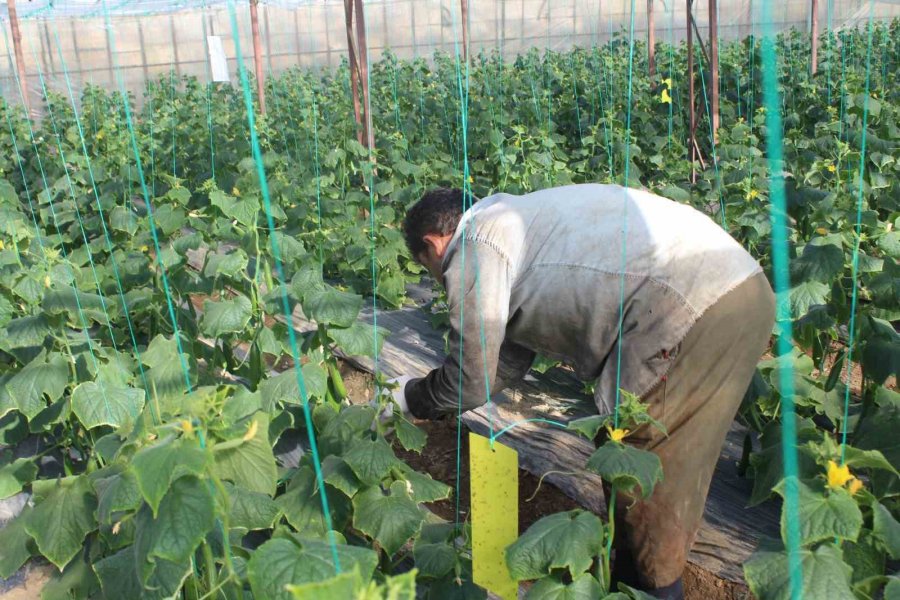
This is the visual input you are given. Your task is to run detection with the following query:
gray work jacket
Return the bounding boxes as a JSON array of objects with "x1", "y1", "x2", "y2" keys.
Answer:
[{"x1": 405, "y1": 184, "x2": 762, "y2": 420}]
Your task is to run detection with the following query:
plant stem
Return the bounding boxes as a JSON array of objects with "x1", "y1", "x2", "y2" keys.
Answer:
[
  {"x1": 601, "y1": 488, "x2": 617, "y2": 593},
  {"x1": 202, "y1": 540, "x2": 217, "y2": 592}
]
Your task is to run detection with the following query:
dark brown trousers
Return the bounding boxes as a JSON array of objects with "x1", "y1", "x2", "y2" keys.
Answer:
[{"x1": 610, "y1": 271, "x2": 775, "y2": 589}]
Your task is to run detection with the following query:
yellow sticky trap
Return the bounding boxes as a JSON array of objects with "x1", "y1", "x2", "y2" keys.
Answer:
[{"x1": 470, "y1": 432, "x2": 518, "y2": 600}]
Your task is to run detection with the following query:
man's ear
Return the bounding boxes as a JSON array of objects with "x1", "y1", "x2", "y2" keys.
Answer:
[{"x1": 422, "y1": 233, "x2": 445, "y2": 259}]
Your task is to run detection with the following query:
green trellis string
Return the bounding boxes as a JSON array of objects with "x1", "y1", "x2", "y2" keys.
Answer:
[
  {"x1": 147, "y1": 84, "x2": 157, "y2": 199},
  {"x1": 758, "y1": 0, "x2": 804, "y2": 594},
  {"x1": 223, "y1": 0, "x2": 341, "y2": 571},
  {"x1": 612, "y1": 0, "x2": 639, "y2": 430},
  {"x1": 29, "y1": 41, "x2": 123, "y2": 363},
  {"x1": 48, "y1": 26, "x2": 154, "y2": 417},
  {"x1": 840, "y1": 0, "x2": 875, "y2": 464},
  {"x1": 359, "y1": 0, "x2": 381, "y2": 394},
  {"x1": 170, "y1": 68, "x2": 177, "y2": 180},
  {"x1": 101, "y1": 0, "x2": 194, "y2": 398},
  {"x1": 200, "y1": 3, "x2": 217, "y2": 181},
  {"x1": 693, "y1": 42, "x2": 727, "y2": 228},
  {"x1": 0, "y1": 26, "x2": 114, "y2": 421}
]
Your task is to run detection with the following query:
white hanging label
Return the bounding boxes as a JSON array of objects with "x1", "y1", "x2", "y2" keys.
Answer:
[{"x1": 207, "y1": 36, "x2": 230, "y2": 83}]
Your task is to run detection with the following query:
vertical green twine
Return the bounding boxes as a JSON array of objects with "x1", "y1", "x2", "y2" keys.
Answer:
[
  {"x1": 266, "y1": 74, "x2": 300, "y2": 159},
  {"x1": 170, "y1": 68, "x2": 177, "y2": 179},
  {"x1": 840, "y1": 1, "x2": 875, "y2": 463},
  {"x1": 50, "y1": 27, "x2": 153, "y2": 415},
  {"x1": 826, "y1": 0, "x2": 833, "y2": 103},
  {"x1": 758, "y1": 0, "x2": 803, "y2": 595},
  {"x1": 666, "y1": 0, "x2": 675, "y2": 149},
  {"x1": 612, "y1": 0, "x2": 639, "y2": 429},
  {"x1": 309, "y1": 85, "x2": 325, "y2": 269},
  {"x1": 603, "y1": 0, "x2": 640, "y2": 561},
  {"x1": 359, "y1": 1, "x2": 380, "y2": 385},
  {"x1": 693, "y1": 43, "x2": 727, "y2": 228},
  {"x1": 569, "y1": 51, "x2": 584, "y2": 143},
  {"x1": 1, "y1": 26, "x2": 113, "y2": 420},
  {"x1": 1, "y1": 104, "x2": 33, "y2": 266},
  {"x1": 200, "y1": 3, "x2": 216, "y2": 181},
  {"x1": 389, "y1": 57, "x2": 412, "y2": 161},
  {"x1": 223, "y1": 0, "x2": 341, "y2": 571},
  {"x1": 147, "y1": 84, "x2": 157, "y2": 198},
  {"x1": 31, "y1": 47, "x2": 122, "y2": 352},
  {"x1": 449, "y1": 0, "x2": 473, "y2": 533},
  {"x1": 101, "y1": 1, "x2": 194, "y2": 396},
  {"x1": 415, "y1": 68, "x2": 427, "y2": 144},
  {"x1": 544, "y1": 2, "x2": 552, "y2": 135}
]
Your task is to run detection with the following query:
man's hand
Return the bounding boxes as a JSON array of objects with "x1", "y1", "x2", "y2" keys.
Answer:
[
  {"x1": 385, "y1": 375, "x2": 413, "y2": 416},
  {"x1": 369, "y1": 376, "x2": 414, "y2": 430}
]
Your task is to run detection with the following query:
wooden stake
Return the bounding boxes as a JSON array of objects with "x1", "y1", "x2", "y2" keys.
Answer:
[
  {"x1": 810, "y1": 0, "x2": 819, "y2": 75},
  {"x1": 105, "y1": 13, "x2": 115, "y2": 89},
  {"x1": 8, "y1": 0, "x2": 30, "y2": 113},
  {"x1": 138, "y1": 21, "x2": 150, "y2": 85},
  {"x1": 249, "y1": 0, "x2": 266, "y2": 115},
  {"x1": 461, "y1": 0, "x2": 470, "y2": 64},
  {"x1": 709, "y1": 0, "x2": 719, "y2": 138},
  {"x1": 353, "y1": 0, "x2": 374, "y2": 153},
  {"x1": 294, "y1": 9, "x2": 301, "y2": 60},
  {"x1": 648, "y1": 0, "x2": 655, "y2": 77},
  {"x1": 687, "y1": 0, "x2": 696, "y2": 182},
  {"x1": 344, "y1": 0, "x2": 365, "y2": 146},
  {"x1": 70, "y1": 20, "x2": 83, "y2": 76},
  {"x1": 263, "y1": 3, "x2": 273, "y2": 74},
  {"x1": 170, "y1": 15, "x2": 181, "y2": 76}
]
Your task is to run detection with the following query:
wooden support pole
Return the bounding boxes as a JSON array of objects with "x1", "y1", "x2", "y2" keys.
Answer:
[
  {"x1": 8, "y1": 0, "x2": 30, "y2": 113},
  {"x1": 411, "y1": 0, "x2": 418, "y2": 56},
  {"x1": 170, "y1": 15, "x2": 181, "y2": 76},
  {"x1": 263, "y1": 4, "x2": 273, "y2": 74},
  {"x1": 648, "y1": 0, "x2": 656, "y2": 77},
  {"x1": 709, "y1": 0, "x2": 719, "y2": 137},
  {"x1": 687, "y1": 0, "x2": 696, "y2": 182},
  {"x1": 138, "y1": 21, "x2": 150, "y2": 85},
  {"x1": 689, "y1": 12, "x2": 712, "y2": 68},
  {"x1": 323, "y1": 4, "x2": 333, "y2": 67},
  {"x1": 294, "y1": 9, "x2": 302, "y2": 60},
  {"x1": 70, "y1": 21, "x2": 83, "y2": 76},
  {"x1": 461, "y1": 0, "x2": 469, "y2": 64},
  {"x1": 353, "y1": 0, "x2": 374, "y2": 153},
  {"x1": 343, "y1": 0, "x2": 365, "y2": 146},
  {"x1": 42, "y1": 22, "x2": 55, "y2": 74},
  {"x1": 249, "y1": 0, "x2": 266, "y2": 115},
  {"x1": 810, "y1": 0, "x2": 819, "y2": 75},
  {"x1": 105, "y1": 14, "x2": 115, "y2": 88}
]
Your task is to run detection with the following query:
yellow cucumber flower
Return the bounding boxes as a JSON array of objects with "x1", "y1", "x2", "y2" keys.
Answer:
[
  {"x1": 827, "y1": 164, "x2": 836, "y2": 173},
  {"x1": 607, "y1": 426, "x2": 630, "y2": 443},
  {"x1": 243, "y1": 419, "x2": 259, "y2": 442},
  {"x1": 660, "y1": 89, "x2": 672, "y2": 104},
  {"x1": 0, "y1": 240, "x2": 5, "y2": 250},
  {"x1": 848, "y1": 478, "x2": 864, "y2": 496},
  {"x1": 43, "y1": 275, "x2": 51, "y2": 288},
  {"x1": 181, "y1": 419, "x2": 194, "y2": 435},
  {"x1": 827, "y1": 460, "x2": 853, "y2": 489}
]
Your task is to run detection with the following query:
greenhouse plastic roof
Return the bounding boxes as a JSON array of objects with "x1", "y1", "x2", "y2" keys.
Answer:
[{"x1": 2, "y1": 0, "x2": 898, "y2": 22}]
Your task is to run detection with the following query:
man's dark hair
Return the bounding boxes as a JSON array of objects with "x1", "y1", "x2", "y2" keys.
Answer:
[{"x1": 403, "y1": 188, "x2": 474, "y2": 257}]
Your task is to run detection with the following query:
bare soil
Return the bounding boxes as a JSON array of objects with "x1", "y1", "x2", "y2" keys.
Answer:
[
  {"x1": 0, "y1": 562, "x2": 53, "y2": 600},
  {"x1": 338, "y1": 361, "x2": 747, "y2": 600}
]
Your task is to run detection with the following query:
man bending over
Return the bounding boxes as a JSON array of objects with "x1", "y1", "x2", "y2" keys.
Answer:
[{"x1": 392, "y1": 184, "x2": 774, "y2": 599}]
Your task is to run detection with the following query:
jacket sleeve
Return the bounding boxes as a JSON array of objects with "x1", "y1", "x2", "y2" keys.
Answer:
[{"x1": 406, "y1": 237, "x2": 517, "y2": 420}]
